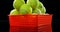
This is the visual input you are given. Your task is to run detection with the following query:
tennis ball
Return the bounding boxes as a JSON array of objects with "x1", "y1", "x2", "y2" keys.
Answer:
[
  {"x1": 19, "y1": 4, "x2": 32, "y2": 15},
  {"x1": 37, "y1": 1, "x2": 46, "y2": 14},
  {"x1": 27, "y1": 0, "x2": 38, "y2": 9},
  {"x1": 13, "y1": 0, "x2": 25, "y2": 10},
  {"x1": 32, "y1": 8, "x2": 42, "y2": 14},
  {"x1": 10, "y1": 9, "x2": 19, "y2": 15}
]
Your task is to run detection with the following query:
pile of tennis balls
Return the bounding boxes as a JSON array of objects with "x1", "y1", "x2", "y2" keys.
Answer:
[{"x1": 10, "y1": 0, "x2": 46, "y2": 15}]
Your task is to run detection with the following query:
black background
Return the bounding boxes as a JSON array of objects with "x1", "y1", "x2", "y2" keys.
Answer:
[{"x1": 0, "y1": 0, "x2": 60, "y2": 32}]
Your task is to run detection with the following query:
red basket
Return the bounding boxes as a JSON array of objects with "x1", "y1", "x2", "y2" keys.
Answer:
[{"x1": 9, "y1": 14, "x2": 52, "y2": 32}]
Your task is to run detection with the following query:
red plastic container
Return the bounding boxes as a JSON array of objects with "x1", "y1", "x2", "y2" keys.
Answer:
[{"x1": 9, "y1": 14, "x2": 52, "y2": 32}]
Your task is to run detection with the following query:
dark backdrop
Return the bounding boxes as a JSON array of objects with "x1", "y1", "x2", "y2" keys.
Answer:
[{"x1": 0, "y1": 0, "x2": 59, "y2": 32}]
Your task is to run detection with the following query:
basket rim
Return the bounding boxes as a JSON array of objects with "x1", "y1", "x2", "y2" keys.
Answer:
[{"x1": 8, "y1": 14, "x2": 53, "y2": 16}]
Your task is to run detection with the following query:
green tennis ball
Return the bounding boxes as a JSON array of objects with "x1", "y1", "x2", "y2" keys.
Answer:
[
  {"x1": 13, "y1": 0, "x2": 25, "y2": 10},
  {"x1": 19, "y1": 4, "x2": 32, "y2": 15},
  {"x1": 37, "y1": 1, "x2": 46, "y2": 14},
  {"x1": 39, "y1": 6, "x2": 46, "y2": 14},
  {"x1": 27, "y1": 0, "x2": 38, "y2": 9},
  {"x1": 32, "y1": 8, "x2": 41, "y2": 14},
  {"x1": 10, "y1": 9, "x2": 19, "y2": 15}
]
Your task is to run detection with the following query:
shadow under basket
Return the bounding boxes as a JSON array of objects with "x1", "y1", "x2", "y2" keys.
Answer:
[{"x1": 9, "y1": 14, "x2": 53, "y2": 32}]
